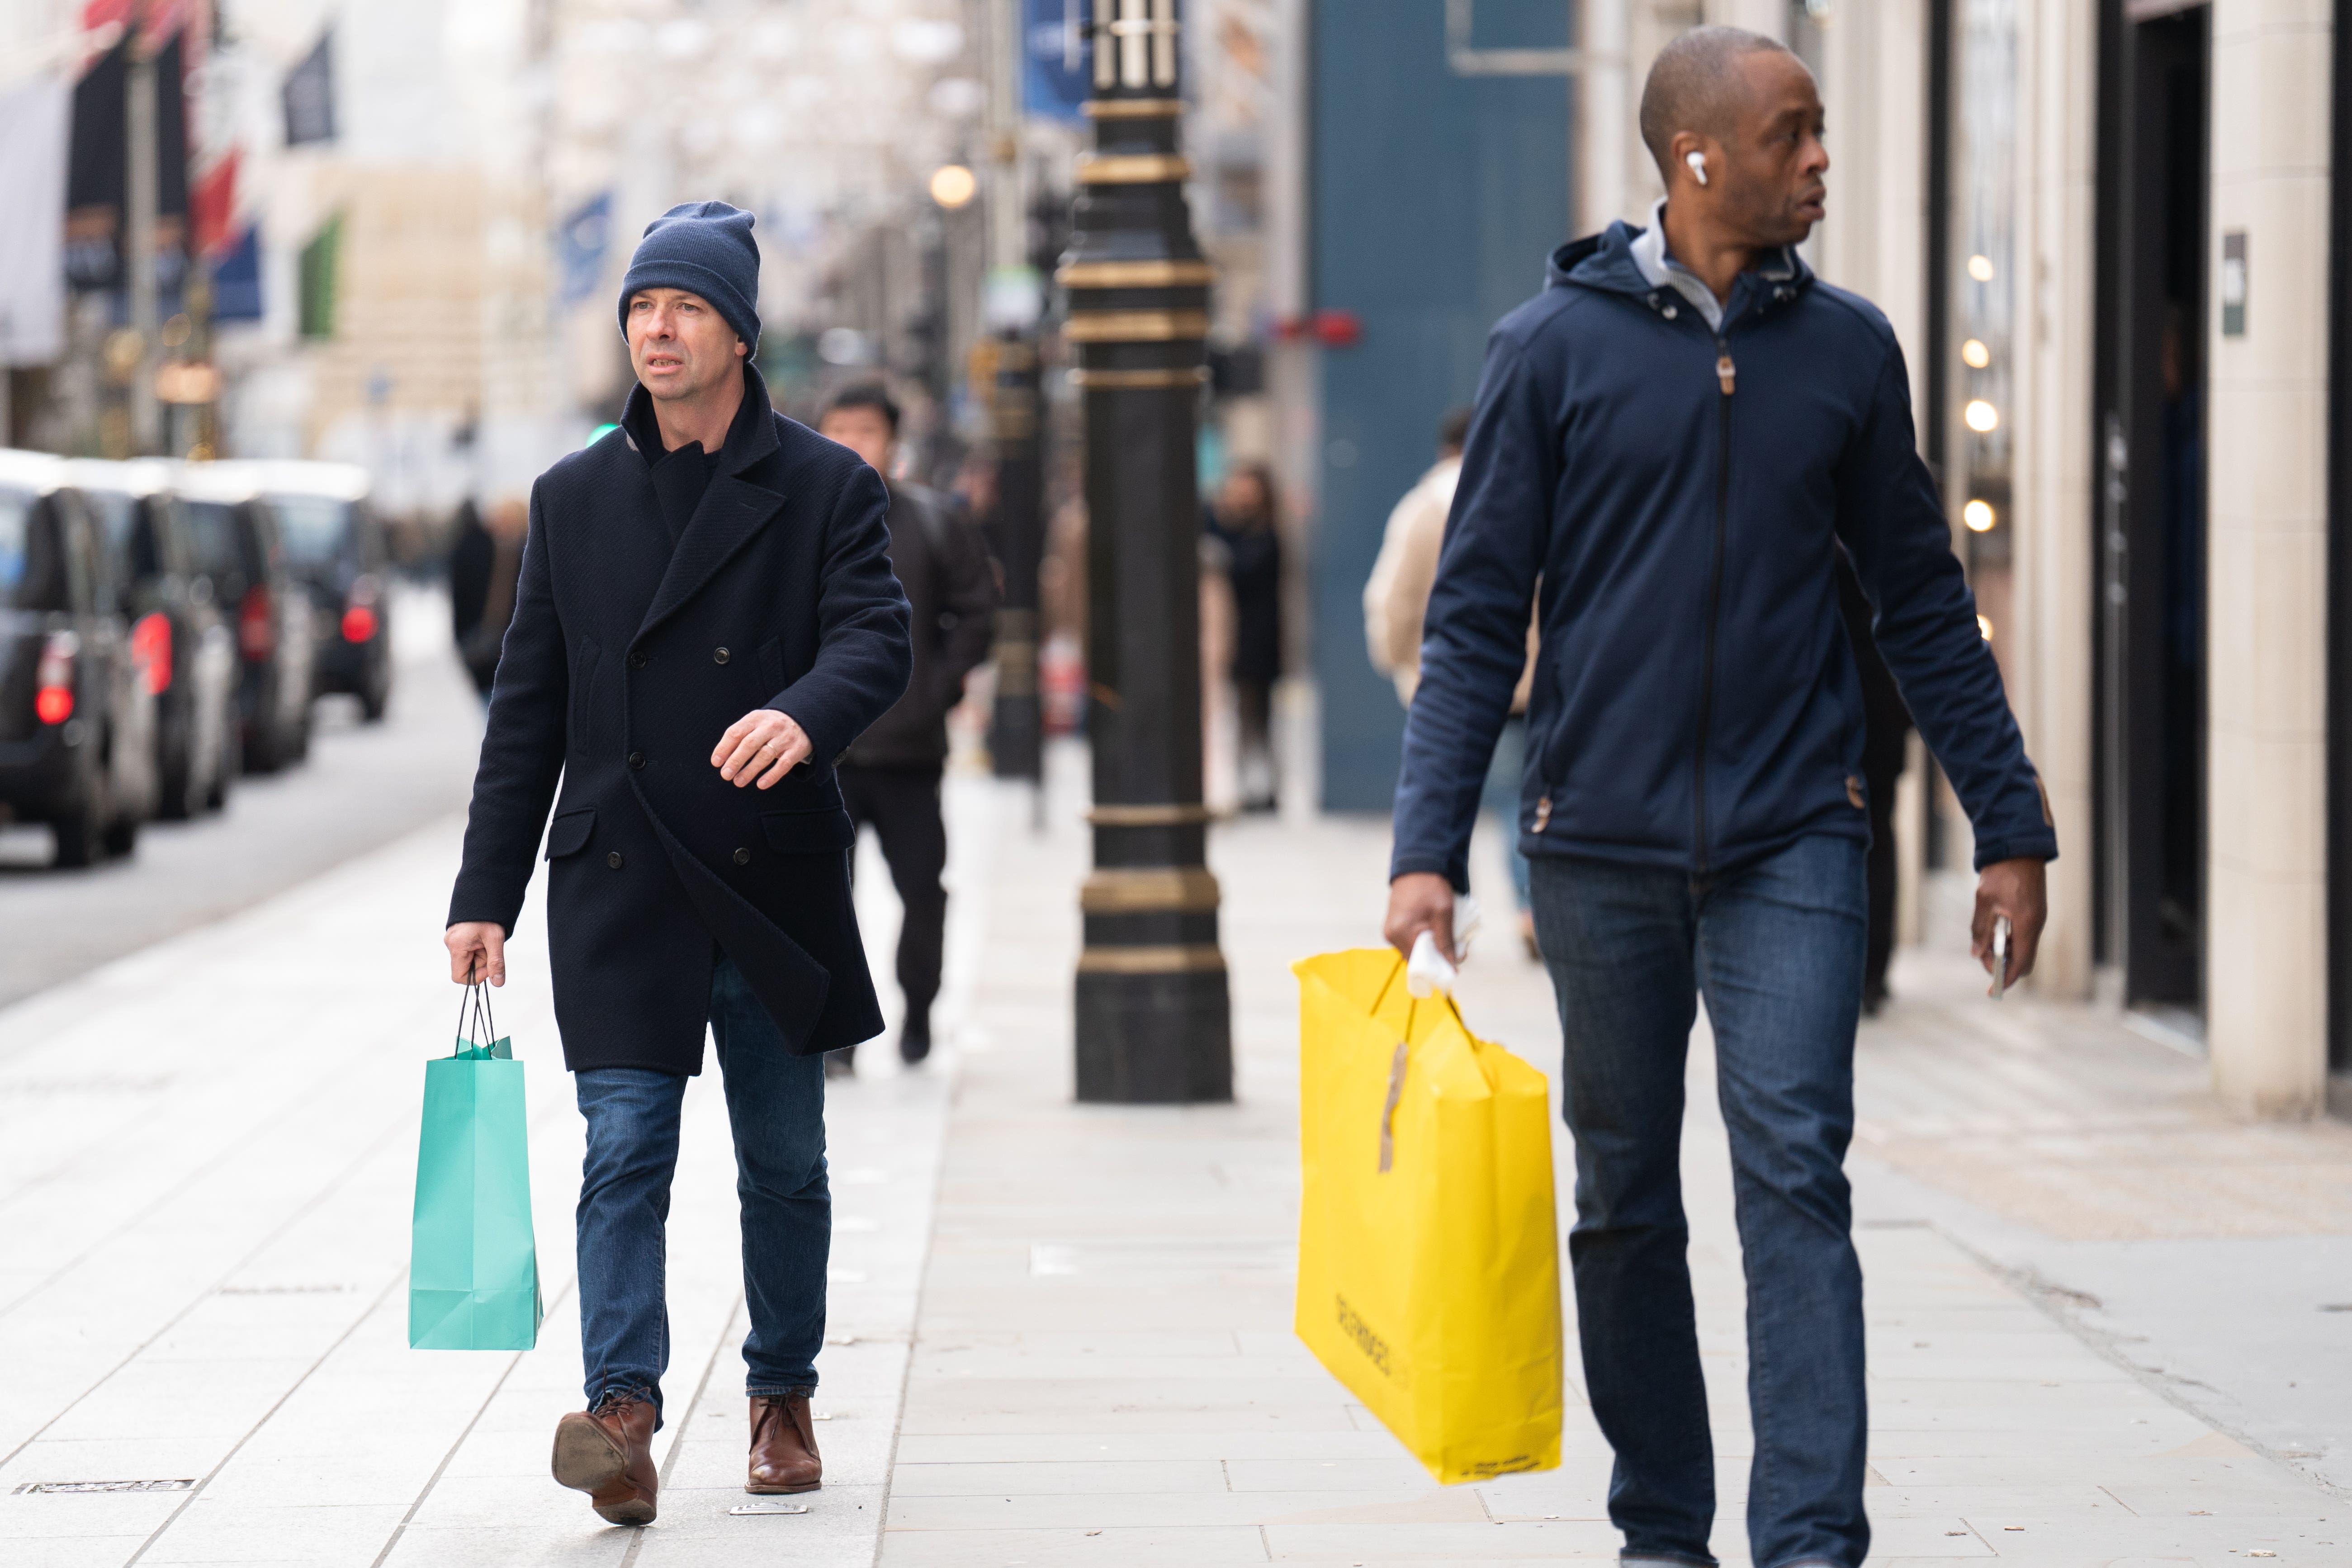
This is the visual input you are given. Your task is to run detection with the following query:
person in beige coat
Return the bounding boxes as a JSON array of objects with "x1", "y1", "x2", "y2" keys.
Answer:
[{"x1": 1364, "y1": 407, "x2": 1538, "y2": 953}]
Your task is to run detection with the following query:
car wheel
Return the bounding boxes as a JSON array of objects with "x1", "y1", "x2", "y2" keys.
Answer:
[
  {"x1": 360, "y1": 664, "x2": 390, "y2": 723},
  {"x1": 208, "y1": 717, "x2": 238, "y2": 810},
  {"x1": 104, "y1": 811, "x2": 139, "y2": 858},
  {"x1": 52, "y1": 767, "x2": 107, "y2": 870},
  {"x1": 157, "y1": 728, "x2": 197, "y2": 820}
]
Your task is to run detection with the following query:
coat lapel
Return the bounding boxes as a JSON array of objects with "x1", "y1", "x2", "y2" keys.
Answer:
[{"x1": 631, "y1": 370, "x2": 789, "y2": 646}]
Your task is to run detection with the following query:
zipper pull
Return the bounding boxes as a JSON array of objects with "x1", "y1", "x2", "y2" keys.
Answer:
[{"x1": 1716, "y1": 349, "x2": 1736, "y2": 397}]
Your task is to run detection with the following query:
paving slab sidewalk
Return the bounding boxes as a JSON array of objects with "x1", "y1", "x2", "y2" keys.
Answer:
[
  {"x1": 0, "y1": 783, "x2": 973, "y2": 1568},
  {"x1": 884, "y1": 749, "x2": 2348, "y2": 1566}
]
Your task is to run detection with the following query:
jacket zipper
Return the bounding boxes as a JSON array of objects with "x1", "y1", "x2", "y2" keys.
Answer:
[{"x1": 1695, "y1": 336, "x2": 1734, "y2": 874}]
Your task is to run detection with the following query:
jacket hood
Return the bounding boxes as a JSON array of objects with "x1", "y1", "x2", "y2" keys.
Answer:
[{"x1": 1545, "y1": 219, "x2": 1817, "y2": 306}]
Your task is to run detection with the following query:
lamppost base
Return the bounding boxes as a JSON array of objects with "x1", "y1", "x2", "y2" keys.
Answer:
[{"x1": 1074, "y1": 967, "x2": 1234, "y2": 1103}]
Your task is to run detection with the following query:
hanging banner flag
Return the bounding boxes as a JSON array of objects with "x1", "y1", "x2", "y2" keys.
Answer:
[
  {"x1": 189, "y1": 147, "x2": 238, "y2": 261},
  {"x1": 64, "y1": 26, "x2": 191, "y2": 296},
  {"x1": 557, "y1": 191, "x2": 611, "y2": 307},
  {"x1": 1022, "y1": 0, "x2": 1091, "y2": 124},
  {"x1": 0, "y1": 71, "x2": 70, "y2": 366},
  {"x1": 283, "y1": 29, "x2": 335, "y2": 147},
  {"x1": 212, "y1": 223, "x2": 262, "y2": 322}
]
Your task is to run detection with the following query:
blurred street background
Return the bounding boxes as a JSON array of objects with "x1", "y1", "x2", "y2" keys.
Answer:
[{"x1": 3, "y1": 0, "x2": 2352, "y2": 1563}]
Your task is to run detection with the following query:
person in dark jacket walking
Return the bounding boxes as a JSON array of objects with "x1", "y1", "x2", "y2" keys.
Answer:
[
  {"x1": 448, "y1": 496, "x2": 526, "y2": 701},
  {"x1": 815, "y1": 384, "x2": 997, "y2": 1071},
  {"x1": 1837, "y1": 549, "x2": 1914, "y2": 1014},
  {"x1": 442, "y1": 202, "x2": 911, "y2": 1529},
  {"x1": 1383, "y1": 30, "x2": 2054, "y2": 1568},
  {"x1": 1206, "y1": 463, "x2": 1284, "y2": 811}
]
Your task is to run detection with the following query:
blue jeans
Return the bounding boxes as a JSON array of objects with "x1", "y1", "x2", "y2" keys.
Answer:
[
  {"x1": 1529, "y1": 836, "x2": 1868, "y2": 1568},
  {"x1": 573, "y1": 956, "x2": 829, "y2": 1425}
]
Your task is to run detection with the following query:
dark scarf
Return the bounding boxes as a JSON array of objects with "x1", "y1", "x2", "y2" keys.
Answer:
[{"x1": 621, "y1": 366, "x2": 762, "y2": 546}]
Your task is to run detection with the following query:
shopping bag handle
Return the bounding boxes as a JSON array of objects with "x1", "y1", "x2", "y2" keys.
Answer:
[{"x1": 454, "y1": 957, "x2": 498, "y2": 1056}]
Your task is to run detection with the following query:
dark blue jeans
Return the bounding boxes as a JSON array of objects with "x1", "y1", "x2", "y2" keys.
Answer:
[
  {"x1": 573, "y1": 955, "x2": 829, "y2": 1425},
  {"x1": 1529, "y1": 835, "x2": 1868, "y2": 1568}
]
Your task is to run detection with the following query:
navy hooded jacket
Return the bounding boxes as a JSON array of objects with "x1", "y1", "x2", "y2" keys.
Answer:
[{"x1": 1390, "y1": 221, "x2": 2057, "y2": 889}]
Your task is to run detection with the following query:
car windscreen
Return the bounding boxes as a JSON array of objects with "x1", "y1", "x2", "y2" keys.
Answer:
[
  {"x1": 82, "y1": 488, "x2": 160, "y2": 582},
  {"x1": 271, "y1": 496, "x2": 354, "y2": 568},
  {"x1": 181, "y1": 499, "x2": 244, "y2": 581}
]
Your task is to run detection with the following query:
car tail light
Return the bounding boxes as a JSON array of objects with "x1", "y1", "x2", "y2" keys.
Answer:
[
  {"x1": 239, "y1": 585, "x2": 275, "y2": 659},
  {"x1": 34, "y1": 631, "x2": 77, "y2": 725},
  {"x1": 132, "y1": 611, "x2": 173, "y2": 695},
  {"x1": 342, "y1": 576, "x2": 381, "y2": 644}
]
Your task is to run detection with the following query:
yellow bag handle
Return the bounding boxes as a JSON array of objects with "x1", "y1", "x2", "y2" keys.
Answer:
[{"x1": 1367, "y1": 952, "x2": 1469, "y2": 1174}]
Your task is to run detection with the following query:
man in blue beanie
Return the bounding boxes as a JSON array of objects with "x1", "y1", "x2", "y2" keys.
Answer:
[{"x1": 444, "y1": 200, "x2": 912, "y2": 1526}]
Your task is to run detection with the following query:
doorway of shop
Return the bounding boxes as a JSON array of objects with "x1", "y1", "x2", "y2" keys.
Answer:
[{"x1": 2094, "y1": 1, "x2": 2209, "y2": 1020}]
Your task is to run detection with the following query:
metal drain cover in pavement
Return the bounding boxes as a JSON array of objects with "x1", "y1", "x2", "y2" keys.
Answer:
[
  {"x1": 728, "y1": 1501, "x2": 811, "y2": 1515},
  {"x1": 14, "y1": 1480, "x2": 195, "y2": 1494}
]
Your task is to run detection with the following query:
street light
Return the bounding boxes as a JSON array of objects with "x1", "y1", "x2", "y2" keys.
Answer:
[
  {"x1": 1061, "y1": 0, "x2": 1231, "y2": 1103},
  {"x1": 929, "y1": 164, "x2": 978, "y2": 208}
]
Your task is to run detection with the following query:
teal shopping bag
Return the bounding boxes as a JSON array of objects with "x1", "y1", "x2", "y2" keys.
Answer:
[{"x1": 409, "y1": 977, "x2": 542, "y2": 1350}]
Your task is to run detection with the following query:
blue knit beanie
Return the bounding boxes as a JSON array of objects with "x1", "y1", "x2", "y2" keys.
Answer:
[{"x1": 618, "y1": 201, "x2": 762, "y2": 353}]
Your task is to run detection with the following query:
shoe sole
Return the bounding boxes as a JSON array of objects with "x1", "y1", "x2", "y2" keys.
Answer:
[
  {"x1": 744, "y1": 1478, "x2": 822, "y2": 1495},
  {"x1": 552, "y1": 1416, "x2": 627, "y2": 1494},
  {"x1": 594, "y1": 1495, "x2": 658, "y2": 1526}
]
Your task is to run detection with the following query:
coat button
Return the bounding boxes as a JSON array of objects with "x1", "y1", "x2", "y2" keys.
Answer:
[
  {"x1": 628, "y1": 750, "x2": 645, "y2": 769},
  {"x1": 733, "y1": 847, "x2": 751, "y2": 865},
  {"x1": 606, "y1": 851, "x2": 624, "y2": 870},
  {"x1": 628, "y1": 650, "x2": 648, "y2": 669},
  {"x1": 713, "y1": 646, "x2": 731, "y2": 664}
]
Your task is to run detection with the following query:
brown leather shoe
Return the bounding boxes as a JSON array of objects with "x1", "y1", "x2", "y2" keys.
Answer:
[
  {"x1": 747, "y1": 1391, "x2": 822, "y2": 1493},
  {"x1": 551, "y1": 1397, "x2": 658, "y2": 1525}
]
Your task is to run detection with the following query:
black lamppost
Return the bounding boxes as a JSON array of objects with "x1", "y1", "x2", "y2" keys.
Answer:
[{"x1": 1063, "y1": 0, "x2": 1230, "y2": 1103}]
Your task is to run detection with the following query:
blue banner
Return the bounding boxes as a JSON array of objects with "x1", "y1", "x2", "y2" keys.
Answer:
[
  {"x1": 212, "y1": 225, "x2": 262, "y2": 322},
  {"x1": 557, "y1": 192, "x2": 611, "y2": 307},
  {"x1": 1023, "y1": 0, "x2": 1091, "y2": 123}
]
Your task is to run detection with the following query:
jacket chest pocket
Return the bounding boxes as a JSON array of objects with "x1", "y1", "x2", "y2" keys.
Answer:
[{"x1": 571, "y1": 637, "x2": 602, "y2": 753}]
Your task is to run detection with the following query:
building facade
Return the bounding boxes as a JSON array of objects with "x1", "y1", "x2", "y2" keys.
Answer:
[{"x1": 1266, "y1": 0, "x2": 2345, "y2": 1118}]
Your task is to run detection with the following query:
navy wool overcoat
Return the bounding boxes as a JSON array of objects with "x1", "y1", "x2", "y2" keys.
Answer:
[{"x1": 449, "y1": 372, "x2": 912, "y2": 1074}]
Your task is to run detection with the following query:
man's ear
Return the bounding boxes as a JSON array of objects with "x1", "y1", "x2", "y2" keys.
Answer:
[{"x1": 735, "y1": 337, "x2": 750, "y2": 360}]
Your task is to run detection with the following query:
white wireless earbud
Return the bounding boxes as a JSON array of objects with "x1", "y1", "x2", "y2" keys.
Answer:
[{"x1": 1685, "y1": 150, "x2": 1709, "y2": 186}]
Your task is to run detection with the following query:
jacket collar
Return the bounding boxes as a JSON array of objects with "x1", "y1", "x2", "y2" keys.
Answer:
[
  {"x1": 629, "y1": 368, "x2": 790, "y2": 646},
  {"x1": 1548, "y1": 215, "x2": 1811, "y2": 330},
  {"x1": 618, "y1": 363, "x2": 778, "y2": 475}
]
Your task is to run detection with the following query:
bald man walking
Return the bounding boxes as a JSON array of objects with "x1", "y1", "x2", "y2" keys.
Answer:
[{"x1": 1384, "y1": 29, "x2": 2056, "y2": 1568}]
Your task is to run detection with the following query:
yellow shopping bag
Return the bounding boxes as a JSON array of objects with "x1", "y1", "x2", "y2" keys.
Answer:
[{"x1": 1292, "y1": 948, "x2": 1562, "y2": 1484}]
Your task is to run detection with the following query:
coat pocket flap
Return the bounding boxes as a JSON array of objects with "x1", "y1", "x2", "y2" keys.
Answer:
[
  {"x1": 760, "y1": 807, "x2": 855, "y2": 854},
  {"x1": 545, "y1": 808, "x2": 595, "y2": 860}
]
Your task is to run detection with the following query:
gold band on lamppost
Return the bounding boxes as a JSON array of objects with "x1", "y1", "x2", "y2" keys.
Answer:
[
  {"x1": 1081, "y1": 867, "x2": 1223, "y2": 913},
  {"x1": 1069, "y1": 367, "x2": 1208, "y2": 389},
  {"x1": 1077, "y1": 943, "x2": 1230, "y2": 975},
  {"x1": 1082, "y1": 97, "x2": 1183, "y2": 118},
  {"x1": 1065, "y1": 309, "x2": 1211, "y2": 342},
  {"x1": 1058, "y1": 259, "x2": 1216, "y2": 288},
  {"x1": 1075, "y1": 153, "x2": 1193, "y2": 184}
]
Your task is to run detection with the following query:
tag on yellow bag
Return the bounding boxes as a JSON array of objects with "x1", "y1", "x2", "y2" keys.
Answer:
[{"x1": 1292, "y1": 948, "x2": 1562, "y2": 1484}]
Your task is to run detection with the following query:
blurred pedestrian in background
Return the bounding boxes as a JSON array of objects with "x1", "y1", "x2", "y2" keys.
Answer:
[
  {"x1": 1383, "y1": 30, "x2": 2055, "y2": 1568},
  {"x1": 1205, "y1": 463, "x2": 1283, "y2": 813},
  {"x1": 817, "y1": 384, "x2": 998, "y2": 1074},
  {"x1": 1364, "y1": 407, "x2": 1540, "y2": 956},
  {"x1": 444, "y1": 202, "x2": 910, "y2": 1529},
  {"x1": 1836, "y1": 550, "x2": 1913, "y2": 1014},
  {"x1": 448, "y1": 496, "x2": 527, "y2": 702}
]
